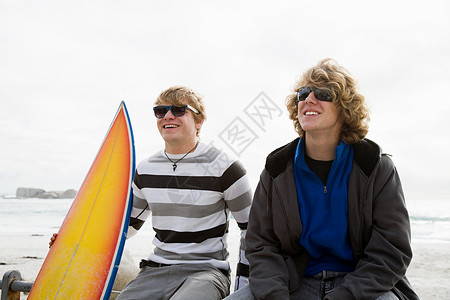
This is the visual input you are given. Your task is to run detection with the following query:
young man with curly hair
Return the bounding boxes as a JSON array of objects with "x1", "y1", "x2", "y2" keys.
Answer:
[{"x1": 225, "y1": 59, "x2": 418, "y2": 300}]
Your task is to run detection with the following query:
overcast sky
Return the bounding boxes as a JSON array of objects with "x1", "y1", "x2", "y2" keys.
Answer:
[{"x1": 1, "y1": 1, "x2": 449, "y2": 203}]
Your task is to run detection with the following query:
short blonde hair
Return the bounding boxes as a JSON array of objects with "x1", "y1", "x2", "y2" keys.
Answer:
[
  {"x1": 285, "y1": 58, "x2": 370, "y2": 144},
  {"x1": 155, "y1": 86, "x2": 207, "y2": 136}
]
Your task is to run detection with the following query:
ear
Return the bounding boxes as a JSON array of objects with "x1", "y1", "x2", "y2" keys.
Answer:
[{"x1": 195, "y1": 117, "x2": 204, "y2": 129}]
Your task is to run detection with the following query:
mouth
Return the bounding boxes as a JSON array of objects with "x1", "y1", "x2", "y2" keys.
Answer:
[
  {"x1": 304, "y1": 111, "x2": 319, "y2": 116},
  {"x1": 163, "y1": 124, "x2": 180, "y2": 129}
]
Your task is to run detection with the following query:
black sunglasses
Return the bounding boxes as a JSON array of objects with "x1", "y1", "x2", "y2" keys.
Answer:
[
  {"x1": 296, "y1": 87, "x2": 333, "y2": 103},
  {"x1": 153, "y1": 105, "x2": 199, "y2": 119}
]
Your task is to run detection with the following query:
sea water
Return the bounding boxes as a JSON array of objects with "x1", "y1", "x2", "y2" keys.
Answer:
[
  {"x1": 407, "y1": 198, "x2": 450, "y2": 243},
  {"x1": 0, "y1": 198, "x2": 73, "y2": 236},
  {"x1": 0, "y1": 198, "x2": 156, "y2": 238}
]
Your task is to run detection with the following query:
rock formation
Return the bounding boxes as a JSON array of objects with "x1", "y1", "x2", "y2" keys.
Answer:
[{"x1": 15, "y1": 187, "x2": 77, "y2": 199}]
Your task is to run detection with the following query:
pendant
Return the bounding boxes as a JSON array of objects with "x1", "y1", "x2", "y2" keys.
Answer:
[{"x1": 173, "y1": 164, "x2": 177, "y2": 171}]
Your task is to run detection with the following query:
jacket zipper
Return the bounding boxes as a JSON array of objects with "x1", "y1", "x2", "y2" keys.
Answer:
[{"x1": 323, "y1": 185, "x2": 327, "y2": 194}]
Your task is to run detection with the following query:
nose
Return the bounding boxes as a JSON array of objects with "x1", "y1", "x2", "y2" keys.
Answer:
[
  {"x1": 163, "y1": 108, "x2": 175, "y2": 119},
  {"x1": 304, "y1": 92, "x2": 317, "y2": 104}
]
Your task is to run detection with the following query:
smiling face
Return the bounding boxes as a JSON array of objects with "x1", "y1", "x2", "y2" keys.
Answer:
[
  {"x1": 153, "y1": 86, "x2": 207, "y2": 154},
  {"x1": 157, "y1": 103, "x2": 203, "y2": 153},
  {"x1": 297, "y1": 89, "x2": 343, "y2": 140}
]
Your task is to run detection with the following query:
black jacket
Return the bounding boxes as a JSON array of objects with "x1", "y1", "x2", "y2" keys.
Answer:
[{"x1": 246, "y1": 138, "x2": 419, "y2": 299}]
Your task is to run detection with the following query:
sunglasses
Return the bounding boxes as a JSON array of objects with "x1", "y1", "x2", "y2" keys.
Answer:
[
  {"x1": 296, "y1": 87, "x2": 333, "y2": 103},
  {"x1": 153, "y1": 105, "x2": 199, "y2": 119}
]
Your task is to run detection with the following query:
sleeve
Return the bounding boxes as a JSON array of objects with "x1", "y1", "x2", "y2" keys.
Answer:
[
  {"x1": 245, "y1": 170, "x2": 291, "y2": 299},
  {"x1": 325, "y1": 156, "x2": 413, "y2": 299},
  {"x1": 221, "y1": 160, "x2": 252, "y2": 291},
  {"x1": 127, "y1": 169, "x2": 151, "y2": 238}
]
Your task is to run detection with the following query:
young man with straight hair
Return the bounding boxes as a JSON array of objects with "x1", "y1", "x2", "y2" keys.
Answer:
[{"x1": 117, "y1": 86, "x2": 252, "y2": 299}]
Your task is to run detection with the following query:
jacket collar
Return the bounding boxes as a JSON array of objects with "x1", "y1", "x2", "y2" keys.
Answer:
[{"x1": 265, "y1": 137, "x2": 382, "y2": 178}]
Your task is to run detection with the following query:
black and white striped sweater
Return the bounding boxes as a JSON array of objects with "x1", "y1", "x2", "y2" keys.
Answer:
[{"x1": 128, "y1": 142, "x2": 252, "y2": 288}]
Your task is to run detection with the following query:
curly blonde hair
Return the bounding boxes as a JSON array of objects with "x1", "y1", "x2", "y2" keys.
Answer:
[
  {"x1": 285, "y1": 58, "x2": 370, "y2": 144},
  {"x1": 155, "y1": 85, "x2": 207, "y2": 137}
]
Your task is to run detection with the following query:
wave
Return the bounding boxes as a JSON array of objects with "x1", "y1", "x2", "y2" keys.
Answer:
[{"x1": 410, "y1": 216, "x2": 450, "y2": 223}]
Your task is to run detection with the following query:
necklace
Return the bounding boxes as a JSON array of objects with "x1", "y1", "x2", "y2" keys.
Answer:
[{"x1": 164, "y1": 142, "x2": 198, "y2": 172}]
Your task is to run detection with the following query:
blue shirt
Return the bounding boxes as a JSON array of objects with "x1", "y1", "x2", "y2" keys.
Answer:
[{"x1": 294, "y1": 139, "x2": 355, "y2": 276}]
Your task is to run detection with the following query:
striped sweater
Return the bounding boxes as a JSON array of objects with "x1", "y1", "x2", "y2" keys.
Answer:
[{"x1": 128, "y1": 142, "x2": 252, "y2": 288}]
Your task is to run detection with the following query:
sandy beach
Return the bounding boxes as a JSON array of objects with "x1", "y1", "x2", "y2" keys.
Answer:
[
  {"x1": 1, "y1": 229, "x2": 448, "y2": 299},
  {"x1": 406, "y1": 241, "x2": 450, "y2": 299}
]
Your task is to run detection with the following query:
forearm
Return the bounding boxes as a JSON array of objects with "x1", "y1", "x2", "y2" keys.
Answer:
[{"x1": 127, "y1": 185, "x2": 150, "y2": 238}]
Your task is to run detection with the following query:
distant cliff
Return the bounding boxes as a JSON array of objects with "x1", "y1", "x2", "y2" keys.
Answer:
[{"x1": 16, "y1": 187, "x2": 77, "y2": 199}]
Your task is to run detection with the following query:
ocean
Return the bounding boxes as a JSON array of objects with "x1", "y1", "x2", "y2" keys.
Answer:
[
  {"x1": 407, "y1": 198, "x2": 450, "y2": 243},
  {"x1": 0, "y1": 197, "x2": 449, "y2": 243}
]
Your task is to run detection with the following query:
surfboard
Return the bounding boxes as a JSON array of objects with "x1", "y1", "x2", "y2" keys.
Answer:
[{"x1": 28, "y1": 101, "x2": 135, "y2": 300}]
